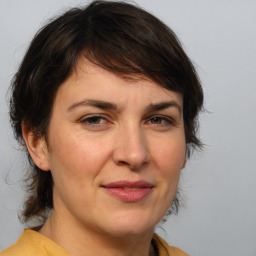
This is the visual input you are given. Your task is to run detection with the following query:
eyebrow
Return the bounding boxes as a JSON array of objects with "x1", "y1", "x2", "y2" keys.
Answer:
[
  {"x1": 67, "y1": 99, "x2": 118, "y2": 112},
  {"x1": 67, "y1": 99, "x2": 182, "y2": 114},
  {"x1": 145, "y1": 101, "x2": 182, "y2": 115}
]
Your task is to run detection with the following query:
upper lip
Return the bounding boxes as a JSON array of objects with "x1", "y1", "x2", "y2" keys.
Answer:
[{"x1": 102, "y1": 180, "x2": 154, "y2": 188}]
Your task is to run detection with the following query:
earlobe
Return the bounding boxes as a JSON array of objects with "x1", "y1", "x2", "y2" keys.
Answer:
[
  {"x1": 182, "y1": 150, "x2": 187, "y2": 169},
  {"x1": 182, "y1": 158, "x2": 186, "y2": 169},
  {"x1": 22, "y1": 123, "x2": 50, "y2": 171}
]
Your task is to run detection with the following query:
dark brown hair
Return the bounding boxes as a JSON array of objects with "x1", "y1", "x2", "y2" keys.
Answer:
[{"x1": 9, "y1": 0, "x2": 203, "y2": 224}]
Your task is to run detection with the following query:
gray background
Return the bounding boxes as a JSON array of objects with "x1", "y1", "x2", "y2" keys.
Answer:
[{"x1": 0, "y1": 0, "x2": 255, "y2": 255}]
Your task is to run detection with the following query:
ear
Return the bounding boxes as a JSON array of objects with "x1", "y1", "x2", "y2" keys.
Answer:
[
  {"x1": 182, "y1": 150, "x2": 187, "y2": 169},
  {"x1": 182, "y1": 158, "x2": 187, "y2": 169},
  {"x1": 22, "y1": 123, "x2": 50, "y2": 171}
]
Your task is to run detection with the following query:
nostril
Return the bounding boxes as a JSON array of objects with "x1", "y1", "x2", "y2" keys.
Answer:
[
  {"x1": 112, "y1": 134, "x2": 150, "y2": 170},
  {"x1": 116, "y1": 159, "x2": 148, "y2": 170},
  {"x1": 118, "y1": 160, "x2": 129, "y2": 166}
]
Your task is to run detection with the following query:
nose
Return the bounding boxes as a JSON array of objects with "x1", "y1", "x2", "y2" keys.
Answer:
[{"x1": 112, "y1": 126, "x2": 150, "y2": 170}]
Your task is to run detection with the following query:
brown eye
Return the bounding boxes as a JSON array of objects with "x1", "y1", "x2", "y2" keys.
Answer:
[
  {"x1": 86, "y1": 116, "x2": 102, "y2": 124},
  {"x1": 150, "y1": 117, "x2": 164, "y2": 124},
  {"x1": 149, "y1": 116, "x2": 172, "y2": 124},
  {"x1": 146, "y1": 115, "x2": 175, "y2": 128},
  {"x1": 80, "y1": 115, "x2": 107, "y2": 125}
]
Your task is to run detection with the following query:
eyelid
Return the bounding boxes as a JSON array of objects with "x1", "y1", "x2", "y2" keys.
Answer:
[
  {"x1": 80, "y1": 113, "x2": 104, "y2": 120},
  {"x1": 79, "y1": 114, "x2": 111, "y2": 125},
  {"x1": 78, "y1": 113, "x2": 178, "y2": 128},
  {"x1": 145, "y1": 114, "x2": 176, "y2": 125}
]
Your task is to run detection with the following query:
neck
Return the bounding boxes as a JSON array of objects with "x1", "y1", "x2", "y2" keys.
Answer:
[{"x1": 39, "y1": 211, "x2": 155, "y2": 256}]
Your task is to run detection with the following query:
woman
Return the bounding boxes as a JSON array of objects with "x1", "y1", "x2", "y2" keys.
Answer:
[{"x1": 1, "y1": 1, "x2": 203, "y2": 255}]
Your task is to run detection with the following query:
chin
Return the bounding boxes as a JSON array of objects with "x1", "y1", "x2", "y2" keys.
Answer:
[
  {"x1": 105, "y1": 225, "x2": 154, "y2": 239},
  {"x1": 99, "y1": 210, "x2": 158, "y2": 238}
]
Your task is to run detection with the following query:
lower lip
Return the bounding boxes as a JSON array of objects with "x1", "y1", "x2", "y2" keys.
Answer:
[{"x1": 103, "y1": 187, "x2": 153, "y2": 202}]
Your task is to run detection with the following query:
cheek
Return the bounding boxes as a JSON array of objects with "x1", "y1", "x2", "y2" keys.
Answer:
[
  {"x1": 47, "y1": 134, "x2": 107, "y2": 205},
  {"x1": 48, "y1": 132, "x2": 111, "y2": 181},
  {"x1": 150, "y1": 134, "x2": 186, "y2": 174},
  {"x1": 149, "y1": 134, "x2": 186, "y2": 204}
]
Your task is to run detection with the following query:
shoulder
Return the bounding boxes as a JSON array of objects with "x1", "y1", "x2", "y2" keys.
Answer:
[
  {"x1": 0, "y1": 230, "x2": 71, "y2": 256},
  {"x1": 153, "y1": 233, "x2": 189, "y2": 256},
  {"x1": 1, "y1": 230, "x2": 35, "y2": 256}
]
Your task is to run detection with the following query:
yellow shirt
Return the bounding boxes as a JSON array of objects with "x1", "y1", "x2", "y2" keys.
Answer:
[{"x1": 0, "y1": 230, "x2": 188, "y2": 256}]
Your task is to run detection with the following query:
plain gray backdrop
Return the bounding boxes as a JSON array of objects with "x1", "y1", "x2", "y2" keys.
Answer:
[{"x1": 0, "y1": 1, "x2": 256, "y2": 255}]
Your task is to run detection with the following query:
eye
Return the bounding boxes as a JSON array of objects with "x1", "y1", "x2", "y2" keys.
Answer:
[
  {"x1": 79, "y1": 114, "x2": 110, "y2": 128},
  {"x1": 146, "y1": 115, "x2": 175, "y2": 127},
  {"x1": 82, "y1": 115, "x2": 105, "y2": 124},
  {"x1": 149, "y1": 116, "x2": 167, "y2": 124}
]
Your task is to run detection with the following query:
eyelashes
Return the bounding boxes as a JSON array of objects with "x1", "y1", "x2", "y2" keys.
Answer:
[
  {"x1": 79, "y1": 114, "x2": 110, "y2": 128},
  {"x1": 80, "y1": 115, "x2": 107, "y2": 125},
  {"x1": 79, "y1": 114, "x2": 176, "y2": 130},
  {"x1": 146, "y1": 115, "x2": 175, "y2": 126}
]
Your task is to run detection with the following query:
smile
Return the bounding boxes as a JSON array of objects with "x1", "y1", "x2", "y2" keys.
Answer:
[
  {"x1": 123, "y1": 187, "x2": 140, "y2": 190},
  {"x1": 101, "y1": 180, "x2": 154, "y2": 202}
]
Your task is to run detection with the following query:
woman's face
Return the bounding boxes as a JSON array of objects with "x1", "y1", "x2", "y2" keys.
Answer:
[{"x1": 41, "y1": 59, "x2": 186, "y2": 237}]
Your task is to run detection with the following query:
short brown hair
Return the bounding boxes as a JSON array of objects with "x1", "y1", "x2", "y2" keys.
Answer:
[{"x1": 9, "y1": 0, "x2": 203, "y2": 225}]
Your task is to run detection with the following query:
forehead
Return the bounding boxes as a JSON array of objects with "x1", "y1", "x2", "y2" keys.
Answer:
[{"x1": 54, "y1": 58, "x2": 183, "y2": 110}]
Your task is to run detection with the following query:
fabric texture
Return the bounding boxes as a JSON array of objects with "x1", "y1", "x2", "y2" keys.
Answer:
[
  {"x1": 153, "y1": 233, "x2": 189, "y2": 256},
  {"x1": 1, "y1": 230, "x2": 189, "y2": 256}
]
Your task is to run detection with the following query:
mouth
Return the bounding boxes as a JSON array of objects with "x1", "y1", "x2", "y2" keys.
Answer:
[
  {"x1": 101, "y1": 180, "x2": 154, "y2": 202},
  {"x1": 122, "y1": 187, "x2": 141, "y2": 191}
]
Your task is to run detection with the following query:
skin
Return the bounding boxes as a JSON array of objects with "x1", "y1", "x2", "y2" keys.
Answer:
[{"x1": 23, "y1": 59, "x2": 186, "y2": 256}]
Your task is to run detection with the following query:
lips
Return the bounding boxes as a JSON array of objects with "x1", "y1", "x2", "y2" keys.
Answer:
[{"x1": 101, "y1": 180, "x2": 154, "y2": 202}]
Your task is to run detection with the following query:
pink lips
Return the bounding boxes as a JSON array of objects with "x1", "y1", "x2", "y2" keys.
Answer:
[{"x1": 102, "y1": 180, "x2": 154, "y2": 202}]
